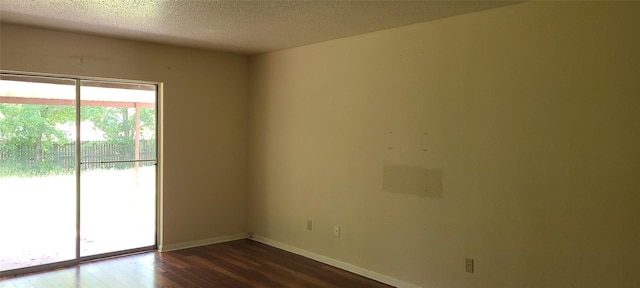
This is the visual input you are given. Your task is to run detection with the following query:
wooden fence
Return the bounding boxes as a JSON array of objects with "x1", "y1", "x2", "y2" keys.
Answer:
[{"x1": 0, "y1": 140, "x2": 156, "y2": 176}]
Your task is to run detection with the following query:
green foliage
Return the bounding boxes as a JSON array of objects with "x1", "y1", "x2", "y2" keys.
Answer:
[
  {"x1": 0, "y1": 104, "x2": 75, "y2": 176},
  {"x1": 0, "y1": 104, "x2": 75, "y2": 147},
  {"x1": 81, "y1": 107, "x2": 156, "y2": 144},
  {"x1": 0, "y1": 155, "x2": 72, "y2": 177},
  {"x1": 0, "y1": 103, "x2": 155, "y2": 177}
]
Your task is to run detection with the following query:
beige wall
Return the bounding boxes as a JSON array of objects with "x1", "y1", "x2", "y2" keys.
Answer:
[
  {"x1": 248, "y1": 2, "x2": 640, "y2": 288},
  {"x1": 0, "y1": 24, "x2": 249, "y2": 248},
  {"x1": 3, "y1": 1, "x2": 640, "y2": 287}
]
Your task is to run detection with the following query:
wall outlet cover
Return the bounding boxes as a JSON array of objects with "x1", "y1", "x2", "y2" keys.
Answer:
[{"x1": 465, "y1": 258, "x2": 474, "y2": 273}]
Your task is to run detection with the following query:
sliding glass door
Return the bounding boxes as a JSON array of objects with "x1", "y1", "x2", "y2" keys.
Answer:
[
  {"x1": 0, "y1": 75, "x2": 77, "y2": 272},
  {"x1": 0, "y1": 73, "x2": 157, "y2": 276},
  {"x1": 79, "y1": 80, "x2": 157, "y2": 257}
]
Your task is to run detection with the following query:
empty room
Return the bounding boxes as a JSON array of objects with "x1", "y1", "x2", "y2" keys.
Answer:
[{"x1": 1, "y1": 1, "x2": 639, "y2": 288}]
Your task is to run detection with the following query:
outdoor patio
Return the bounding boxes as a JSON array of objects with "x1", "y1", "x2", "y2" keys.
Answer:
[{"x1": 0, "y1": 167, "x2": 156, "y2": 272}]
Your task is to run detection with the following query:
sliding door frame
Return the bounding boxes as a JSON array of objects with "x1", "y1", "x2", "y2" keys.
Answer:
[{"x1": 0, "y1": 70, "x2": 162, "y2": 277}]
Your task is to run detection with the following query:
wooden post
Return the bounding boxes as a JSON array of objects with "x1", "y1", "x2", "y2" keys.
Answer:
[{"x1": 134, "y1": 103, "x2": 141, "y2": 174}]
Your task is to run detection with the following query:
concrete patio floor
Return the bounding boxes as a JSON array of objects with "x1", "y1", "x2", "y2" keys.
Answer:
[{"x1": 0, "y1": 168, "x2": 156, "y2": 272}]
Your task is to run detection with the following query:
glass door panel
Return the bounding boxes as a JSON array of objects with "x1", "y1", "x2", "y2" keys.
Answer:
[
  {"x1": 0, "y1": 74, "x2": 77, "y2": 272},
  {"x1": 79, "y1": 80, "x2": 156, "y2": 257},
  {"x1": 80, "y1": 162, "x2": 156, "y2": 256}
]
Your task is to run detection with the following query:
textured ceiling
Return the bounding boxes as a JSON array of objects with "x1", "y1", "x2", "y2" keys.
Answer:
[{"x1": 0, "y1": 0, "x2": 517, "y2": 55}]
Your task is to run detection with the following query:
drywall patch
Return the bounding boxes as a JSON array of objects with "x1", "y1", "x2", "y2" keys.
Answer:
[{"x1": 382, "y1": 165, "x2": 443, "y2": 198}]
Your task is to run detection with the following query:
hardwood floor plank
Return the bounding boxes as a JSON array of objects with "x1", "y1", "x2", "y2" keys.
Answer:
[
  {"x1": 0, "y1": 239, "x2": 394, "y2": 287},
  {"x1": 151, "y1": 272, "x2": 182, "y2": 288}
]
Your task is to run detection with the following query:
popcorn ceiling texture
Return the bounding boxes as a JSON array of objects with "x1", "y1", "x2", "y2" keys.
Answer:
[{"x1": 0, "y1": 0, "x2": 516, "y2": 54}]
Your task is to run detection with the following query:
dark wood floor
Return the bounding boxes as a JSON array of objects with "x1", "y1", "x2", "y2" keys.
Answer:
[{"x1": 0, "y1": 239, "x2": 393, "y2": 288}]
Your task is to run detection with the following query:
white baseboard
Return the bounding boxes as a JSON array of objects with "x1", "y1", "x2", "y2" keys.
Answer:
[
  {"x1": 252, "y1": 235, "x2": 422, "y2": 288},
  {"x1": 159, "y1": 233, "x2": 248, "y2": 252}
]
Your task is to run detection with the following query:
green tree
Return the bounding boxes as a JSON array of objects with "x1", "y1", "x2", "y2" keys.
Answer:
[
  {"x1": 0, "y1": 104, "x2": 75, "y2": 174},
  {"x1": 81, "y1": 107, "x2": 155, "y2": 143},
  {"x1": 0, "y1": 103, "x2": 155, "y2": 175},
  {"x1": 80, "y1": 106, "x2": 155, "y2": 167}
]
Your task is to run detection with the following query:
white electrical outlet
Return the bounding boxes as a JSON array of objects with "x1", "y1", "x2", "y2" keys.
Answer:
[
  {"x1": 306, "y1": 220, "x2": 313, "y2": 231},
  {"x1": 334, "y1": 225, "x2": 341, "y2": 237}
]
